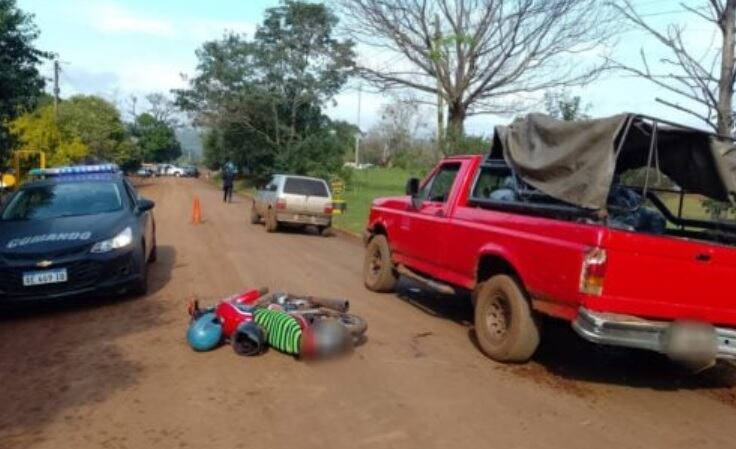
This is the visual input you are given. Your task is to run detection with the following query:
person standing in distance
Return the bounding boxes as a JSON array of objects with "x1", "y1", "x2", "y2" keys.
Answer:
[{"x1": 222, "y1": 161, "x2": 235, "y2": 203}]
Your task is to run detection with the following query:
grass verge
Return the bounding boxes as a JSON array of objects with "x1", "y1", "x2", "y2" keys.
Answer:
[{"x1": 332, "y1": 168, "x2": 421, "y2": 235}]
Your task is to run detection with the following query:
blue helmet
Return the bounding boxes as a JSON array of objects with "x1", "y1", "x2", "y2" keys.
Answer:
[{"x1": 187, "y1": 312, "x2": 223, "y2": 351}]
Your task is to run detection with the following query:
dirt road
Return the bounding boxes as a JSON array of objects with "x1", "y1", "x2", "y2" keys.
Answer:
[{"x1": 2, "y1": 177, "x2": 736, "y2": 449}]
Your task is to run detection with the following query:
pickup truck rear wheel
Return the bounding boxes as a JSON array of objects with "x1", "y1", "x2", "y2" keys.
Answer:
[
  {"x1": 474, "y1": 275, "x2": 539, "y2": 362},
  {"x1": 317, "y1": 224, "x2": 331, "y2": 237},
  {"x1": 363, "y1": 235, "x2": 398, "y2": 292}
]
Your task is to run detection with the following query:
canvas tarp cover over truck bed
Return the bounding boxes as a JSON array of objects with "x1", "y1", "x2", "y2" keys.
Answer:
[{"x1": 491, "y1": 113, "x2": 736, "y2": 210}]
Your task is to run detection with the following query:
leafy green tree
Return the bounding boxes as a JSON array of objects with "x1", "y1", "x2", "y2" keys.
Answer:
[
  {"x1": 175, "y1": 1, "x2": 354, "y2": 179},
  {"x1": 0, "y1": 0, "x2": 49, "y2": 164},
  {"x1": 544, "y1": 90, "x2": 591, "y2": 121},
  {"x1": 9, "y1": 105, "x2": 89, "y2": 166},
  {"x1": 132, "y1": 112, "x2": 181, "y2": 162},
  {"x1": 57, "y1": 96, "x2": 130, "y2": 162},
  {"x1": 10, "y1": 95, "x2": 140, "y2": 168},
  {"x1": 450, "y1": 134, "x2": 491, "y2": 155}
]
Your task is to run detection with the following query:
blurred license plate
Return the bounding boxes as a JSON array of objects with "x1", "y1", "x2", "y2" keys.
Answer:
[
  {"x1": 23, "y1": 269, "x2": 68, "y2": 286},
  {"x1": 293, "y1": 214, "x2": 318, "y2": 223}
]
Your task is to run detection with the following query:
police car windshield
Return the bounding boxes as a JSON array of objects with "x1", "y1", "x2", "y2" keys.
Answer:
[{"x1": 1, "y1": 182, "x2": 123, "y2": 221}]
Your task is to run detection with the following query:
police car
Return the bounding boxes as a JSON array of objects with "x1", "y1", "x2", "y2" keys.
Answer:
[{"x1": 0, "y1": 165, "x2": 156, "y2": 301}]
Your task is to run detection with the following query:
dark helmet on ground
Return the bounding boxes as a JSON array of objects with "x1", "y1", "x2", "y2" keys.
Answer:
[
  {"x1": 232, "y1": 321, "x2": 267, "y2": 356},
  {"x1": 186, "y1": 312, "x2": 223, "y2": 352}
]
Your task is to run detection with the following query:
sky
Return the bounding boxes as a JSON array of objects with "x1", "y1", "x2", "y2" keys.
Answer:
[{"x1": 19, "y1": 0, "x2": 717, "y2": 136}]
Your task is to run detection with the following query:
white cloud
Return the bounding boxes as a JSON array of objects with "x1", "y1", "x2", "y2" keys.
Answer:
[
  {"x1": 185, "y1": 19, "x2": 256, "y2": 41},
  {"x1": 88, "y1": 2, "x2": 176, "y2": 37},
  {"x1": 116, "y1": 61, "x2": 188, "y2": 92},
  {"x1": 84, "y1": 1, "x2": 255, "y2": 41},
  {"x1": 59, "y1": 61, "x2": 187, "y2": 100}
]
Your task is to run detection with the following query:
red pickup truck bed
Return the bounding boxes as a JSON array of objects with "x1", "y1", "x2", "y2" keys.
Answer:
[{"x1": 363, "y1": 154, "x2": 736, "y2": 368}]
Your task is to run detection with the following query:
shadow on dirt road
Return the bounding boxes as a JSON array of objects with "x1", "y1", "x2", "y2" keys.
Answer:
[
  {"x1": 0, "y1": 246, "x2": 177, "y2": 445},
  {"x1": 394, "y1": 279, "x2": 736, "y2": 398}
]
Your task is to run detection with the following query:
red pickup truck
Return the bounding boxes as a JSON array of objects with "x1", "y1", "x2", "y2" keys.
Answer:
[{"x1": 363, "y1": 114, "x2": 736, "y2": 369}]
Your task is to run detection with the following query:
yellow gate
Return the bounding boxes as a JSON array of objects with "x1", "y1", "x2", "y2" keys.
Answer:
[{"x1": 13, "y1": 150, "x2": 46, "y2": 186}]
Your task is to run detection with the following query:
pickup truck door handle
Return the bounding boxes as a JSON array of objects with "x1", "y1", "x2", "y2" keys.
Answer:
[
  {"x1": 695, "y1": 253, "x2": 712, "y2": 262},
  {"x1": 434, "y1": 210, "x2": 445, "y2": 217}
]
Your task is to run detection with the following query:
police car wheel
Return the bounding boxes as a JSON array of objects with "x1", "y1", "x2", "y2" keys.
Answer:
[
  {"x1": 148, "y1": 239, "x2": 157, "y2": 263},
  {"x1": 131, "y1": 244, "x2": 149, "y2": 296}
]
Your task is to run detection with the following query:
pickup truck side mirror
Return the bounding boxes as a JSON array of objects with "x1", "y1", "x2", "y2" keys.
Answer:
[
  {"x1": 406, "y1": 177, "x2": 424, "y2": 209},
  {"x1": 406, "y1": 178, "x2": 420, "y2": 197}
]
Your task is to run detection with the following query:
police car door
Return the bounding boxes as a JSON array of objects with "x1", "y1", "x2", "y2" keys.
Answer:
[{"x1": 124, "y1": 180, "x2": 152, "y2": 256}]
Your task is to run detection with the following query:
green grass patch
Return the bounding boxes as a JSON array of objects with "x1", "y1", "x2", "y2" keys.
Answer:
[{"x1": 332, "y1": 167, "x2": 422, "y2": 235}]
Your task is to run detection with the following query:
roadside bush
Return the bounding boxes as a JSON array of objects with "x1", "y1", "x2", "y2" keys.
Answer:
[
  {"x1": 444, "y1": 131, "x2": 491, "y2": 156},
  {"x1": 392, "y1": 145, "x2": 438, "y2": 172}
]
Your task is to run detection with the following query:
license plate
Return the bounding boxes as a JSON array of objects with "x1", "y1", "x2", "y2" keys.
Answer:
[{"x1": 22, "y1": 268, "x2": 68, "y2": 287}]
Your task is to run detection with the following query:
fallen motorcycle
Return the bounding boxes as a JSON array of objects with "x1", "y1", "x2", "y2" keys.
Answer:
[{"x1": 186, "y1": 288, "x2": 367, "y2": 360}]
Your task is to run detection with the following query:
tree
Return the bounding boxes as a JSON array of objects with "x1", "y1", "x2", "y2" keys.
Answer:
[
  {"x1": 175, "y1": 1, "x2": 354, "y2": 179},
  {"x1": 9, "y1": 96, "x2": 139, "y2": 168},
  {"x1": 544, "y1": 89, "x2": 591, "y2": 121},
  {"x1": 8, "y1": 105, "x2": 89, "y2": 166},
  {"x1": 133, "y1": 112, "x2": 182, "y2": 162},
  {"x1": 57, "y1": 96, "x2": 130, "y2": 162},
  {"x1": 0, "y1": 0, "x2": 49, "y2": 164},
  {"x1": 361, "y1": 96, "x2": 430, "y2": 165},
  {"x1": 336, "y1": 0, "x2": 615, "y2": 137},
  {"x1": 611, "y1": 0, "x2": 736, "y2": 135},
  {"x1": 145, "y1": 93, "x2": 178, "y2": 126}
]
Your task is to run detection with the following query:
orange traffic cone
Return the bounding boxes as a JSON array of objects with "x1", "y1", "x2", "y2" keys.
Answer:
[{"x1": 191, "y1": 196, "x2": 202, "y2": 225}]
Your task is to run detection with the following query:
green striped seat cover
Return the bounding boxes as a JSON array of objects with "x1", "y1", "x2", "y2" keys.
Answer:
[{"x1": 253, "y1": 309, "x2": 302, "y2": 355}]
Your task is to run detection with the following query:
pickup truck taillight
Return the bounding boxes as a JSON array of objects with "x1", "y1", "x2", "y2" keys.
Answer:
[
  {"x1": 580, "y1": 247, "x2": 607, "y2": 296},
  {"x1": 276, "y1": 199, "x2": 287, "y2": 209},
  {"x1": 324, "y1": 205, "x2": 334, "y2": 214}
]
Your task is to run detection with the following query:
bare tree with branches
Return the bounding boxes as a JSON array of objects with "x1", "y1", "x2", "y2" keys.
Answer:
[
  {"x1": 611, "y1": 0, "x2": 736, "y2": 135},
  {"x1": 335, "y1": 0, "x2": 616, "y2": 137},
  {"x1": 145, "y1": 93, "x2": 179, "y2": 126}
]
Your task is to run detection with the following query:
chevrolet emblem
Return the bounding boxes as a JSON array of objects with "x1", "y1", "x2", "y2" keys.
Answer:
[{"x1": 36, "y1": 260, "x2": 53, "y2": 268}]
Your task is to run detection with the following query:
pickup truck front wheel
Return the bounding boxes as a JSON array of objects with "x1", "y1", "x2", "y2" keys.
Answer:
[
  {"x1": 474, "y1": 275, "x2": 540, "y2": 363},
  {"x1": 363, "y1": 235, "x2": 398, "y2": 292}
]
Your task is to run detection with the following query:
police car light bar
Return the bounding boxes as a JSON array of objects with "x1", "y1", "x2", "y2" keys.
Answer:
[{"x1": 29, "y1": 164, "x2": 120, "y2": 177}]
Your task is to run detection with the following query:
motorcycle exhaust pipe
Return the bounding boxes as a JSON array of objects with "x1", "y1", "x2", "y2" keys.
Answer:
[{"x1": 307, "y1": 296, "x2": 350, "y2": 313}]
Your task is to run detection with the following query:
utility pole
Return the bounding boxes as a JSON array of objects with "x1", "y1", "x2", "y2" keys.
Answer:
[
  {"x1": 433, "y1": 15, "x2": 445, "y2": 154},
  {"x1": 718, "y1": 0, "x2": 736, "y2": 135},
  {"x1": 354, "y1": 83, "x2": 362, "y2": 166},
  {"x1": 53, "y1": 59, "x2": 61, "y2": 117}
]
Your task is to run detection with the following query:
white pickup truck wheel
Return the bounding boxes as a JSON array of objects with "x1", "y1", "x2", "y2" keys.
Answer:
[
  {"x1": 473, "y1": 274, "x2": 540, "y2": 362},
  {"x1": 363, "y1": 235, "x2": 398, "y2": 292},
  {"x1": 265, "y1": 209, "x2": 279, "y2": 233}
]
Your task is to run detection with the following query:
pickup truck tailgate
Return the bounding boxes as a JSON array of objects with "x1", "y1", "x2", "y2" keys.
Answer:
[{"x1": 600, "y1": 231, "x2": 736, "y2": 325}]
